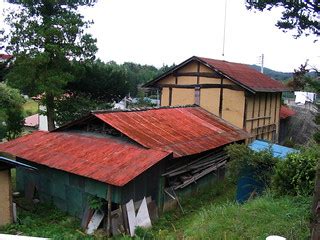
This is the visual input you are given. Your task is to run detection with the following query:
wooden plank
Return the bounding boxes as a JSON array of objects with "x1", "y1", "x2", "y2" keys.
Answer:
[
  {"x1": 246, "y1": 116, "x2": 271, "y2": 121},
  {"x1": 257, "y1": 94, "x2": 261, "y2": 138},
  {"x1": 169, "y1": 87, "x2": 172, "y2": 106},
  {"x1": 158, "y1": 83, "x2": 243, "y2": 91},
  {"x1": 251, "y1": 95, "x2": 256, "y2": 135},
  {"x1": 86, "y1": 210, "x2": 105, "y2": 235},
  {"x1": 262, "y1": 93, "x2": 268, "y2": 139}
]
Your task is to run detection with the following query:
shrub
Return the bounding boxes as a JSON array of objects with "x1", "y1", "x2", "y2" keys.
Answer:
[
  {"x1": 272, "y1": 144, "x2": 320, "y2": 196},
  {"x1": 225, "y1": 143, "x2": 278, "y2": 187}
]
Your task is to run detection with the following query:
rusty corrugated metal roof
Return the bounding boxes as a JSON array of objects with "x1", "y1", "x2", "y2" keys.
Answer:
[
  {"x1": 198, "y1": 57, "x2": 289, "y2": 92},
  {"x1": 143, "y1": 56, "x2": 289, "y2": 92},
  {"x1": 280, "y1": 105, "x2": 296, "y2": 119},
  {"x1": 94, "y1": 106, "x2": 250, "y2": 158},
  {"x1": 0, "y1": 131, "x2": 170, "y2": 186}
]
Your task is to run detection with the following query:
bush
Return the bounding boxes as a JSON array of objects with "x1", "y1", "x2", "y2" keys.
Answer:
[
  {"x1": 225, "y1": 143, "x2": 278, "y2": 187},
  {"x1": 272, "y1": 144, "x2": 320, "y2": 196}
]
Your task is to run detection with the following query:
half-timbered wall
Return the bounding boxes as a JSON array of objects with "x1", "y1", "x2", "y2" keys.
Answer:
[
  {"x1": 159, "y1": 60, "x2": 281, "y2": 142},
  {"x1": 245, "y1": 92, "x2": 281, "y2": 142}
]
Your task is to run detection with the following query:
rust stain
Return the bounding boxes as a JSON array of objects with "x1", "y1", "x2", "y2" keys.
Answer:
[
  {"x1": 0, "y1": 131, "x2": 170, "y2": 186},
  {"x1": 94, "y1": 106, "x2": 250, "y2": 158}
]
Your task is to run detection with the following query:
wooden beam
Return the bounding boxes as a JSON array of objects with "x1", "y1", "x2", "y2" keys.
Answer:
[
  {"x1": 257, "y1": 94, "x2": 261, "y2": 138},
  {"x1": 246, "y1": 116, "x2": 271, "y2": 121},
  {"x1": 251, "y1": 95, "x2": 256, "y2": 135},
  {"x1": 195, "y1": 87, "x2": 200, "y2": 105},
  {"x1": 262, "y1": 93, "x2": 268, "y2": 139},
  {"x1": 219, "y1": 78, "x2": 223, "y2": 117},
  {"x1": 158, "y1": 83, "x2": 243, "y2": 91},
  {"x1": 243, "y1": 97, "x2": 247, "y2": 129},
  {"x1": 169, "y1": 87, "x2": 172, "y2": 106},
  {"x1": 106, "y1": 185, "x2": 112, "y2": 237},
  {"x1": 196, "y1": 62, "x2": 200, "y2": 84},
  {"x1": 268, "y1": 92, "x2": 273, "y2": 140},
  {"x1": 173, "y1": 72, "x2": 221, "y2": 78}
]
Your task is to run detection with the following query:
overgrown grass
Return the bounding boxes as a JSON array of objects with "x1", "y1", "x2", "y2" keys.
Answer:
[
  {"x1": 0, "y1": 180, "x2": 311, "y2": 240},
  {"x1": 147, "y1": 181, "x2": 311, "y2": 240},
  {"x1": 0, "y1": 203, "x2": 95, "y2": 240},
  {"x1": 23, "y1": 99, "x2": 38, "y2": 116}
]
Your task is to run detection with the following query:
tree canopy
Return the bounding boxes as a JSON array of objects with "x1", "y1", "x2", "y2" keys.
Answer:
[
  {"x1": 246, "y1": 0, "x2": 319, "y2": 38},
  {"x1": 0, "y1": 83, "x2": 25, "y2": 140},
  {"x1": 4, "y1": 0, "x2": 97, "y2": 130}
]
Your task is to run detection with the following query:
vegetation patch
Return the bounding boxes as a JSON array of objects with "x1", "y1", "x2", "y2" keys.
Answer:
[
  {"x1": 0, "y1": 203, "x2": 94, "y2": 240},
  {"x1": 22, "y1": 99, "x2": 38, "y2": 117}
]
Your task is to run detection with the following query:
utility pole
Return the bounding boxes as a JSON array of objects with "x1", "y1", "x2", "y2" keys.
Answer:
[{"x1": 260, "y1": 54, "x2": 264, "y2": 73}]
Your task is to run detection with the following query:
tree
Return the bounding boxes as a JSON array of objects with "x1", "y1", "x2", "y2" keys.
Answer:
[
  {"x1": 67, "y1": 60, "x2": 130, "y2": 102},
  {"x1": 55, "y1": 60, "x2": 129, "y2": 125},
  {"x1": 246, "y1": 0, "x2": 319, "y2": 38},
  {"x1": 4, "y1": 0, "x2": 97, "y2": 130},
  {"x1": 0, "y1": 83, "x2": 25, "y2": 140}
]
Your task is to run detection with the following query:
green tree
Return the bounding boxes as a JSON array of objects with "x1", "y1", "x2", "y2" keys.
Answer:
[
  {"x1": 0, "y1": 83, "x2": 25, "y2": 140},
  {"x1": 55, "y1": 60, "x2": 129, "y2": 125},
  {"x1": 4, "y1": 0, "x2": 97, "y2": 130},
  {"x1": 246, "y1": 0, "x2": 319, "y2": 38}
]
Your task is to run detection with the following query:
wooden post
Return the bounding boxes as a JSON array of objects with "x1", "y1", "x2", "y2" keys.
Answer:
[{"x1": 107, "y1": 185, "x2": 112, "y2": 237}]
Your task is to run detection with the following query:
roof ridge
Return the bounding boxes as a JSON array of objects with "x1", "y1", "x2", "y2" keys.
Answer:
[{"x1": 91, "y1": 104, "x2": 198, "y2": 114}]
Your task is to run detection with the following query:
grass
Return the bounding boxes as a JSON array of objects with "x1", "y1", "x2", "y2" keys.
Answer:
[
  {"x1": 0, "y1": 202, "x2": 95, "y2": 240},
  {"x1": 0, "y1": 180, "x2": 311, "y2": 240},
  {"x1": 141, "y1": 181, "x2": 311, "y2": 240},
  {"x1": 23, "y1": 99, "x2": 38, "y2": 116}
]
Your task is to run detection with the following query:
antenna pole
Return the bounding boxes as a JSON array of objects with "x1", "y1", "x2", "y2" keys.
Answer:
[
  {"x1": 261, "y1": 53, "x2": 264, "y2": 73},
  {"x1": 222, "y1": 0, "x2": 227, "y2": 57}
]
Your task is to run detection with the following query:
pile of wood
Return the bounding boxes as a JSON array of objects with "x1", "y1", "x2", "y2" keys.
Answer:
[{"x1": 163, "y1": 151, "x2": 228, "y2": 190}]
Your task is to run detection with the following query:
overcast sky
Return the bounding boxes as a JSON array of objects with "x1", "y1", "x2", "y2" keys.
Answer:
[{"x1": 1, "y1": 0, "x2": 319, "y2": 72}]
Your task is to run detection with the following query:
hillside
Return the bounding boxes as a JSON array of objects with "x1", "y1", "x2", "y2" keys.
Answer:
[{"x1": 250, "y1": 65, "x2": 293, "y2": 81}]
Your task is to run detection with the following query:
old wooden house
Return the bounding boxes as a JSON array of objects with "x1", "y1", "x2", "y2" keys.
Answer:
[
  {"x1": 0, "y1": 106, "x2": 249, "y2": 219},
  {"x1": 143, "y1": 56, "x2": 289, "y2": 142},
  {"x1": 0, "y1": 156, "x2": 35, "y2": 226}
]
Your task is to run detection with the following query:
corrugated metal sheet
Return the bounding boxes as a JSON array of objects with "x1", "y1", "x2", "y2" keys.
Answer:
[
  {"x1": 0, "y1": 131, "x2": 170, "y2": 186},
  {"x1": 94, "y1": 106, "x2": 250, "y2": 158},
  {"x1": 280, "y1": 105, "x2": 296, "y2": 119},
  {"x1": 199, "y1": 57, "x2": 289, "y2": 92},
  {"x1": 249, "y1": 139, "x2": 298, "y2": 159}
]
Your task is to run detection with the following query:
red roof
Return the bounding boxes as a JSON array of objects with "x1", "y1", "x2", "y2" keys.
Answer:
[
  {"x1": 24, "y1": 114, "x2": 39, "y2": 127},
  {"x1": 144, "y1": 56, "x2": 289, "y2": 92},
  {"x1": 280, "y1": 105, "x2": 296, "y2": 119},
  {"x1": 0, "y1": 131, "x2": 170, "y2": 186},
  {"x1": 0, "y1": 54, "x2": 13, "y2": 60},
  {"x1": 198, "y1": 57, "x2": 289, "y2": 92},
  {"x1": 93, "y1": 106, "x2": 250, "y2": 158}
]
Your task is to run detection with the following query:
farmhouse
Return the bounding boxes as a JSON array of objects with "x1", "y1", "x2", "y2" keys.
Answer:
[
  {"x1": 0, "y1": 106, "x2": 249, "y2": 220},
  {"x1": 143, "y1": 56, "x2": 289, "y2": 142}
]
